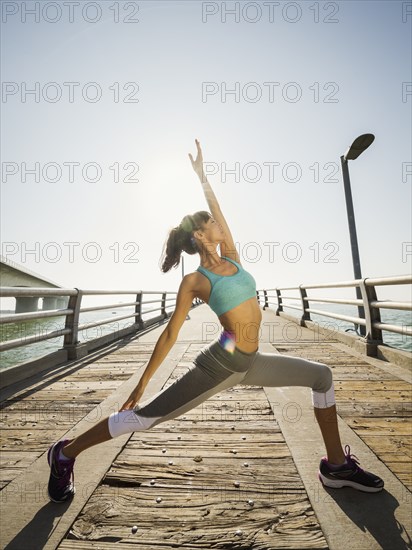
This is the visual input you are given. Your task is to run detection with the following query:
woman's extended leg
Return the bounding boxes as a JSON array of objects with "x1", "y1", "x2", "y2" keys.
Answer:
[{"x1": 47, "y1": 345, "x2": 247, "y2": 502}]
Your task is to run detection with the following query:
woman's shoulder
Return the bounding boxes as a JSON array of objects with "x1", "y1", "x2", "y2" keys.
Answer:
[
  {"x1": 180, "y1": 271, "x2": 211, "y2": 300},
  {"x1": 181, "y1": 271, "x2": 206, "y2": 289}
]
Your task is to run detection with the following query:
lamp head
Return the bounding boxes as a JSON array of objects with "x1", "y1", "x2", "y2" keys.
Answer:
[{"x1": 344, "y1": 133, "x2": 375, "y2": 161}]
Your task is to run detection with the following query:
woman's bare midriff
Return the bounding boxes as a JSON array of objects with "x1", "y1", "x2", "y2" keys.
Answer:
[{"x1": 218, "y1": 297, "x2": 262, "y2": 353}]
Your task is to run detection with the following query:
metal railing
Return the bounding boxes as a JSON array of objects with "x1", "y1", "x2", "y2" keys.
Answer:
[
  {"x1": 257, "y1": 274, "x2": 412, "y2": 346},
  {"x1": 0, "y1": 287, "x2": 202, "y2": 380}
]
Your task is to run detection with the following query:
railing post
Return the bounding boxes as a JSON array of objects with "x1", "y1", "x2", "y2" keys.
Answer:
[
  {"x1": 276, "y1": 289, "x2": 283, "y2": 316},
  {"x1": 161, "y1": 292, "x2": 167, "y2": 319},
  {"x1": 62, "y1": 289, "x2": 87, "y2": 359},
  {"x1": 299, "y1": 285, "x2": 311, "y2": 326},
  {"x1": 263, "y1": 290, "x2": 269, "y2": 310},
  {"x1": 359, "y1": 279, "x2": 383, "y2": 345},
  {"x1": 135, "y1": 291, "x2": 144, "y2": 330}
]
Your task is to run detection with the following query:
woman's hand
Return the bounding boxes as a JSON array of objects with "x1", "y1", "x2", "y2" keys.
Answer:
[
  {"x1": 188, "y1": 138, "x2": 205, "y2": 181},
  {"x1": 120, "y1": 385, "x2": 144, "y2": 411}
]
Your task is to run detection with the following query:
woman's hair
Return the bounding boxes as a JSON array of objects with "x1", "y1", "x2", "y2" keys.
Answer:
[{"x1": 160, "y1": 210, "x2": 211, "y2": 273}]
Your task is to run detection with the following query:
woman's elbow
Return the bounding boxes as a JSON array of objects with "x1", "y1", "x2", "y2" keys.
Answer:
[{"x1": 164, "y1": 323, "x2": 179, "y2": 342}]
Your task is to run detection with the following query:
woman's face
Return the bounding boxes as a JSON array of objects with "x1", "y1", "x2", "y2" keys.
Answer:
[{"x1": 202, "y1": 217, "x2": 224, "y2": 243}]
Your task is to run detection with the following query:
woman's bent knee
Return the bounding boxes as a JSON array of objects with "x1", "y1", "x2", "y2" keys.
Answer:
[
  {"x1": 311, "y1": 364, "x2": 335, "y2": 409},
  {"x1": 314, "y1": 364, "x2": 333, "y2": 394}
]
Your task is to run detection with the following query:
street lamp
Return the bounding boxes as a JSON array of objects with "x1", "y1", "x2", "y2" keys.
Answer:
[{"x1": 340, "y1": 133, "x2": 375, "y2": 337}]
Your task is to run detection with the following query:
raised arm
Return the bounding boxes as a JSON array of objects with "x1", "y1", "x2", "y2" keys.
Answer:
[{"x1": 189, "y1": 139, "x2": 240, "y2": 263}]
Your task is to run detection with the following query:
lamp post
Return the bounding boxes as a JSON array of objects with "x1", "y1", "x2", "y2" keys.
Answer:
[{"x1": 340, "y1": 133, "x2": 375, "y2": 337}]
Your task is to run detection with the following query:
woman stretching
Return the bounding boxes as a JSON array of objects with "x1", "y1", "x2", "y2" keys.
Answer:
[{"x1": 47, "y1": 139, "x2": 384, "y2": 502}]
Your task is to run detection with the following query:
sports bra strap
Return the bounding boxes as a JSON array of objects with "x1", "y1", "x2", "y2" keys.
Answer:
[{"x1": 221, "y1": 255, "x2": 241, "y2": 268}]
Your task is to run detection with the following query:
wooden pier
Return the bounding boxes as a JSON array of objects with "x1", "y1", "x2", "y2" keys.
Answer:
[{"x1": 0, "y1": 305, "x2": 411, "y2": 549}]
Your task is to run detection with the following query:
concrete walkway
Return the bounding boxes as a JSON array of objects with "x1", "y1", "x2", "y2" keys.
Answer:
[{"x1": 0, "y1": 305, "x2": 411, "y2": 549}]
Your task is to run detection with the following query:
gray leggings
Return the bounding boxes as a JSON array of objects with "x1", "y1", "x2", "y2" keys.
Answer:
[{"x1": 108, "y1": 333, "x2": 335, "y2": 438}]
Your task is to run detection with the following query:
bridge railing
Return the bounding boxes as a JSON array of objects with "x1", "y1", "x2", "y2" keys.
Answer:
[
  {"x1": 0, "y1": 287, "x2": 202, "y2": 388},
  {"x1": 257, "y1": 274, "x2": 412, "y2": 357}
]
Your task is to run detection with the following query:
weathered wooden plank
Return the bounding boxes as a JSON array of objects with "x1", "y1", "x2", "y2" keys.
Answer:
[
  {"x1": 335, "y1": 380, "x2": 411, "y2": 390},
  {"x1": 1, "y1": 401, "x2": 97, "y2": 417},
  {"x1": 330, "y1": 391, "x2": 410, "y2": 402},
  {"x1": 345, "y1": 419, "x2": 411, "y2": 435},
  {"x1": 56, "y1": 370, "x2": 135, "y2": 381},
  {"x1": 362, "y1": 435, "x2": 412, "y2": 456},
  {"x1": 327, "y1": 369, "x2": 397, "y2": 381},
  {"x1": 28, "y1": 381, "x2": 123, "y2": 391},
  {"x1": 0, "y1": 429, "x2": 71, "y2": 449},
  {"x1": 67, "y1": 485, "x2": 326, "y2": 549},
  {"x1": 336, "y1": 402, "x2": 412, "y2": 417},
  {"x1": 4, "y1": 388, "x2": 114, "y2": 401},
  {"x1": 104, "y1": 456, "x2": 305, "y2": 488},
  {"x1": 0, "y1": 451, "x2": 41, "y2": 485},
  {"x1": 152, "y1": 421, "x2": 283, "y2": 434},
  {"x1": 129, "y1": 431, "x2": 284, "y2": 445},
  {"x1": 171, "y1": 411, "x2": 274, "y2": 423},
  {"x1": 116, "y1": 440, "x2": 291, "y2": 461},
  {"x1": 0, "y1": 411, "x2": 78, "y2": 429}
]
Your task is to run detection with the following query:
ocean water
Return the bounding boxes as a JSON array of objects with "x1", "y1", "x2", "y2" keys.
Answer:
[
  {"x1": 0, "y1": 306, "x2": 162, "y2": 371},
  {"x1": 0, "y1": 301, "x2": 411, "y2": 371}
]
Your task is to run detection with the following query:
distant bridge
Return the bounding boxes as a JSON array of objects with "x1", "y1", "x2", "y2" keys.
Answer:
[{"x1": 0, "y1": 255, "x2": 67, "y2": 312}]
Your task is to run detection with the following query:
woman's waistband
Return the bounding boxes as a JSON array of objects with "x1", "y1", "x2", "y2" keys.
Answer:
[{"x1": 196, "y1": 331, "x2": 258, "y2": 374}]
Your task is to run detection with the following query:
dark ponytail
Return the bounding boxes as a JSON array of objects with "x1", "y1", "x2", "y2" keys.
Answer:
[{"x1": 160, "y1": 210, "x2": 211, "y2": 273}]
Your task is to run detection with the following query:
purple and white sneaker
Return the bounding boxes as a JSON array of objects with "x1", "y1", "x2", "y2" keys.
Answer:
[
  {"x1": 47, "y1": 439, "x2": 76, "y2": 502},
  {"x1": 319, "y1": 445, "x2": 384, "y2": 493}
]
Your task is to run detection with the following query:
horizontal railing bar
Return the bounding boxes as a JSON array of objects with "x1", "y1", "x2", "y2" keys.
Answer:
[
  {"x1": 80, "y1": 301, "x2": 138, "y2": 313},
  {"x1": 303, "y1": 297, "x2": 363, "y2": 306},
  {"x1": 281, "y1": 304, "x2": 302, "y2": 311},
  {"x1": 372, "y1": 322, "x2": 412, "y2": 336},
  {"x1": 0, "y1": 328, "x2": 72, "y2": 352},
  {"x1": 262, "y1": 275, "x2": 411, "y2": 292},
  {"x1": 370, "y1": 301, "x2": 412, "y2": 311},
  {"x1": 79, "y1": 298, "x2": 178, "y2": 314},
  {"x1": 273, "y1": 286, "x2": 299, "y2": 291},
  {"x1": 142, "y1": 298, "x2": 176, "y2": 305},
  {"x1": 306, "y1": 308, "x2": 366, "y2": 326},
  {"x1": 81, "y1": 290, "x2": 177, "y2": 296},
  {"x1": 0, "y1": 309, "x2": 74, "y2": 324},
  {"x1": 274, "y1": 281, "x2": 361, "y2": 291},
  {"x1": 77, "y1": 312, "x2": 139, "y2": 332},
  {"x1": 303, "y1": 280, "x2": 362, "y2": 290},
  {"x1": 365, "y1": 275, "x2": 412, "y2": 286},
  {"x1": 0, "y1": 287, "x2": 77, "y2": 297},
  {"x1": 278, "y1": 296, "x2": 300, "y2": 301},
  {"x1": 141, "y1": 306, "x2": 164, "y2": 315}
]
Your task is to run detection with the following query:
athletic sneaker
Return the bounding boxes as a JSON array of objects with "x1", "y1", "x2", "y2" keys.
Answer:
[
  {"x1": 319, "y1": 445, "x2": 384, "y2": 493},
  {"x1": 47, "y1": 439, "x2": 76, "y2": 502}
]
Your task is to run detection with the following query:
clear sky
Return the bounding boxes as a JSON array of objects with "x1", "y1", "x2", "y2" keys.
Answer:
[{"x1": 1, "y1": 0, "x2": 411, "y2": 303}]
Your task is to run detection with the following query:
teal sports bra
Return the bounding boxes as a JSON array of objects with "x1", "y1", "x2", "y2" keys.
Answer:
[{"x1": 197, "y1": 256, "x2": 257, "y2": 316}]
